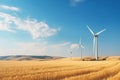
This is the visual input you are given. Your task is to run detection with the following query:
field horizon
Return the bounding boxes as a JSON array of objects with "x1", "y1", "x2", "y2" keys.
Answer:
[{"x1": 0, "y1": 55, "x2": 120, "y2": 61}]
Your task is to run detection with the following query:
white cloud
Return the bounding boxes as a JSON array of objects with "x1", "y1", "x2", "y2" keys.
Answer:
[
  {"x1": 0, "y1": 12, "x2": 58, "y2": 39},
  {"x1": 0, "y1": 12, "x2": 17, "y2": 32},
  {"x1": 17, "y1": 18, "x2": 58, "y2": 39},
  {"x1": 0, "y1": 40, "x2": 80, "y2": 57},
  {"x1": 16, "y1": 42, "x2": 47, "y2": 55},
  {"x1": 0, "y1": 5, "x2": 71, "y2": 57},
  {"x1": 45, "y1": 42, "x2": 71, "y2": 56},
  {"x1": 50, "y1": 42, "x2": 70, "y2": 48},
  {"x1": 0, "y1": 5, "x2": 20, "y2": 11},
  {"x1": 70, "y1": 0, "x2": 85, "y2": 6},
  {"x1": 14, "y1": 42, "x2": 71, "y2": 56},
  {"x1": 70, "y1": 43, "x2": 79, "y2": 50}
]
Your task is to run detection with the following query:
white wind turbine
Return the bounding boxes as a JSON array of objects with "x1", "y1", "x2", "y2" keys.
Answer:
[
  {"x1": 70, "y1": 50, "x2": 73, "y2": 59},
  {"x1": 67, "y1": 49, "x2": 73, "y2": 59},
  {"x1": 87, "y1": 25, "x2": 106, "y2": 60},
  {"x1": 79, "y1": 38, "x2": 84, "y2": 59}
]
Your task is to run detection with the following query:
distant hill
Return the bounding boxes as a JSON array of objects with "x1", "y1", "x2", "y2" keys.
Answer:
[
  {"x1": 0, "y1": 55, "x2": 120, "y2": 61},
  {"x1": 0, "y1": 55, "x2": 63, "y2": 61}
]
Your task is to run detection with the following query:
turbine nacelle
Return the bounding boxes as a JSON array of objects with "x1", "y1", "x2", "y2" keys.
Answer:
[{"x1": 94, "y1": 35, "x2": 98, "y2": 37}]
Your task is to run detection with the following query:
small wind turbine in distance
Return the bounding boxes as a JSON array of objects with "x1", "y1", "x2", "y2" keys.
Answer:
[
  {"x1": 79, "y1": 38, "x2": 84, "y2": 60},
  {"x1": 87, "y1": 25, "x2": 106, "y2": 61},
  {"x1": 70, "y1": 50, "x2": 73, "y2": 59}
]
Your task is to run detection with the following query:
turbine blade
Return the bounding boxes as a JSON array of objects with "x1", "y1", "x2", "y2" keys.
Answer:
[
  {"x1": 96, "y1": 29, "x2": 106, "y2": 35},
  {"x1": 87, "y1": 25, "x2": 94, "y2": 35}
]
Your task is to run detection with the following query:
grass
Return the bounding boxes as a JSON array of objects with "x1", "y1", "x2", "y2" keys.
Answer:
[{"x1": 0, "y1": 57, "x2": 120, "y2": 80}]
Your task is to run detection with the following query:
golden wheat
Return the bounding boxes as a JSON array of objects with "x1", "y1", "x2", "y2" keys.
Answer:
[{"x1": 0, "y1": 59, "x2": 120, "y2": 80}]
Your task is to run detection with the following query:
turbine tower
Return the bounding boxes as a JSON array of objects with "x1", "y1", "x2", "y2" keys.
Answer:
[
  {"x1": 87, "y1": 25, "x2": 106, "y2": 60},
  {"x1": 79, "y1": 38, "x2": 84, "y2": 59}
]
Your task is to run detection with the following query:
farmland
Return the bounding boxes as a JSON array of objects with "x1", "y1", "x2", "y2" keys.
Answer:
[{"x1": 0, "y1": 57, "x2": 120, "y2": 80}]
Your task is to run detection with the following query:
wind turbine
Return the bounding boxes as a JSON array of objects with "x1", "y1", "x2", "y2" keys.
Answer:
[
  {"x1": 79, "y1": 38, "x2": 84, "y2": 59},
  {"x1": 87, "y1": 25, "x2": 106, "y2": 60},
  {"x1": 70, "y1": 50, "x2": 72, "y2": 59}
]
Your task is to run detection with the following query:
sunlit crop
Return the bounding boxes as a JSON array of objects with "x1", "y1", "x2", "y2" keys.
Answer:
[{"x1": 0, "y1": 58, "x2": 120, "y2": 80}]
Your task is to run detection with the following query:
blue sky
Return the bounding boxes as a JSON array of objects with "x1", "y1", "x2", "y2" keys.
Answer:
[{"x1": 0, "y1": 0, "x2": 120, "y2": 57}]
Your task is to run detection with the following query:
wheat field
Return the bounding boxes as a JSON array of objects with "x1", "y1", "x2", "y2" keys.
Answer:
[{"x1": 0, "y1": 58, "x2": 120, "y2": 80}]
